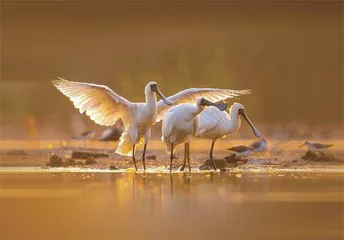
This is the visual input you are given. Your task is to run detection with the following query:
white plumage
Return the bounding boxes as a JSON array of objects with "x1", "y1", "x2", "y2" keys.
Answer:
[
  {"x1": 196, "y1": 103, "x2": 261, "y2": 169},
  {"x1": 52, "y1": 77, "x2": 250, "y2": 171},
  {"x1": 162, "y1": 98, "x2": 227, "y2": 172},
  {"x1": 156, "y1": 88, "x2": 251, "y2": 122}
]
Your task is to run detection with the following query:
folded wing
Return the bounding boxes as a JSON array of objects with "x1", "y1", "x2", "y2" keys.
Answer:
[
  {"x1": 52, "y1": 77, "x2": 133, "y2": 127},
  {"x1": 156, "y1": 88, "x2": 251, "y2": 122}
]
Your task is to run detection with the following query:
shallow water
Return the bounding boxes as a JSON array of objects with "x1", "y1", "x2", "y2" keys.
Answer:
[{"x1": 1, "y1": 171, "x2": 343, "y2": 240}]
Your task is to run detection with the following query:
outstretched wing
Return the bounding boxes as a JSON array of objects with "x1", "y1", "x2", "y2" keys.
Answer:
[
  {"x1": 52, "y1": 77, "x2": 133, "y2": 127},
  {"x1": 156, "y1": 88, "x2": 251, "y2": 122}
]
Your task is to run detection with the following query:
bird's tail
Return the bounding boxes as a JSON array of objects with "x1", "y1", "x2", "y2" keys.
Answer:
[{"x1": 115, "y1": 131, "x2": 144, "y2": 156}]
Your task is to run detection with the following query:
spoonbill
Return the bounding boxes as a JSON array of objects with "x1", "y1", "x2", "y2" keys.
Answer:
[
  {"x1": 162, "y1": 97, "x2": 227, "y2": 172},
  {"x1": 227, "y1": 145, "x2": 255, "y2": 157},
  {"x1": 196, "y1": 103, "x2": 261, "y2": 170},
  {"x1": 299, "y1": 141, "x2": 333, "y2": 152},
  {"x1": 52, "y1": 78, "x2": 250, "y2": 171},
  {"x1": 52, "y1": 78, "x2": 172, "y2": 171}
]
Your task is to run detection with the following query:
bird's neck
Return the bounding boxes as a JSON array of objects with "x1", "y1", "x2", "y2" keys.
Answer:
[
  {"x1": 225, "y1": 110, "x2": 241, "y2": 133},
  {"x1": 145, "y1": 92, "x2": 157, "y2": 110},
  {"x1": 195, "y1": 106, "x2": 206, "y2": 116}
]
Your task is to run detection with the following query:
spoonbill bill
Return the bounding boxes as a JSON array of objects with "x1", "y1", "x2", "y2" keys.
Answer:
[
  {"x1": 52, "y1": 78, "x2": 250, "y2": 171},
  {"x1": 162, "y1": 97, "x2": 227, "y2": 172},
  {"x1": 196, "y1": 103, "x2": 261, "y2": 170}
]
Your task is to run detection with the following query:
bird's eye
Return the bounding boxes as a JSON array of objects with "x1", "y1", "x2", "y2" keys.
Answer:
[{"x1": 150, "y1": 84, "x2": 157, "y2": 91}]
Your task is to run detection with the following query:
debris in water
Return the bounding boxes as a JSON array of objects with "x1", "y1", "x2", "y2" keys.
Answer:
[
  {"x1": 48, "y1": 154, "x2": 63, "y2": 167},
  {"x1": 146, "y1": 155, "x2": 157, "y2": 161},
  {"x1": 301, "y1": 151, "x2": 338, "y2": 162},
  {"x1": 108, "y1": 165, "x2": 118, "y2": 170},
  {"x1": 84, "y1": 157, "x2": 97, "y2": 165},
  {"x1": 71, "y1": 151, "x2": 109, "y2": 159},
  {"x1": 199, "y1": 159, "x2": 227, "y2": 170}
]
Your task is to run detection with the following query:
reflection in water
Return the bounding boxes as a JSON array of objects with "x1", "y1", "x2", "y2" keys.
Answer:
[{"x1": 1, "y1": 172, "x2": 343, "y2": 240}]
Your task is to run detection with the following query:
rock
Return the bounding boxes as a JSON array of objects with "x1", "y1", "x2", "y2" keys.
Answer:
[
  {"x1": 199, "y1": 159, "x2": 227, "y2": 170},
  {"x1": 109, "y1": 165, "x2": 119, "y2": 170},
  {"x1": 71, "y1": 151, "x2": 109, "y2": 159},
  {"x1": 84, "y1": 157, "x2": 97, "y2": 165},
  {"x1": 301, "y1": 151, "x2": 338, "y2": 162},
  {"x1": 49, "y1": 155, "x2": 63, "y2": 167},
  {"x1": 224, "y1": 154, "x2": 237, "y2": 163},
  {"x1": 199, "y1": 165, "x2": 211, "y2": 171},
  {"x1": 302, "y1": 151, "x2": 318, "y2": 160},
  {"x1": 146, "y1": 155, "x2": 157, "y2": 161},
  {"x1": 63, "y1": 158, "x2": 84, "y2": 167}
]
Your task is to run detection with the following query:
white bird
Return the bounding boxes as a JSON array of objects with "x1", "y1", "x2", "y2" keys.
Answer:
[
  {"x1": 52, "y1": 78, "x2": 172, "y2": 171},
  {"x1": 162, "y1": 98, "x2": 227, "y2": 172},
  {"x1": 52, "y1": 78, "x2": 250, "y2": 171},
  {"x1": 227, "y1": 145, "x2": 255, "y2": 157},
  {"x1": 299, "y1": 141, "x2": 333, "y2": 152},
  {"x1": 196, "y1": 103, "x2": 261, "y2": 170}
]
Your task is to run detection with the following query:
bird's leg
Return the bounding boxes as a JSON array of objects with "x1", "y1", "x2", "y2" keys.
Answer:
[
  {"x1": 142, "y1": 143, "x2": 147, "y2": 171},
  {"x1": 170, "y1": 143, "x2": 174, "y2": 173},
  {"x1": 179, "y1": 143, "x2": 187, "y2": 171},
  {"x1": 132, "y1": 144, "x2": 138, "y2": 171},
  {"x1": 209, "y1": 141, "x2": 217, "y2": 171},
  {"x1": 187, "y1": 142, "x2": 191, "y2": 172}
]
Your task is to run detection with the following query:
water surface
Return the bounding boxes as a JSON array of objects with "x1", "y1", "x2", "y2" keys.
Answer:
[{"x1": 1, "y1": 172, "x2": 343, "y2": 240}]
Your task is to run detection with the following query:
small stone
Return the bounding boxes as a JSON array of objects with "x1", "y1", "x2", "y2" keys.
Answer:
[
  {"x1": 146, "y1": 155, "x2": 157, "y2": 161},
  {"x1": 302, "y1": 151, "x2": 317, "y2": 160},
  {"x1": 224, "y1": 154, "x2": 237, "y2": 163},
  {"x1": 109, "y1": 165, "x2": 119, "y2": 170},
  {"x1": 199, "y1": 159, "x2": 227, "y2": 170},
  {"x1": 301, "y1": 151, "x2": 338, "y2": 162},
  {"x1": 199, "y1": 165, "x2": 211, "y2": 171},
  {"x1": 84, "y1": 157, "x2": 97, "y2": 165},
  {"x1": 49, "y1": 154, "x2": 63, "y2": 167}
]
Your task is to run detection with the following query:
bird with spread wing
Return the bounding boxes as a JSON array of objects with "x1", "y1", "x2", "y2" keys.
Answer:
[{"x1": 52, "y1": 77, "x2": 250, "y2": 171}]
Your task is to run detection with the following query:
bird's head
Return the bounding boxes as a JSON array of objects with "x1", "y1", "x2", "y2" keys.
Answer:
[
  {"x1": 145, "y1": 81, "x2": 172, "y2": 106},
  {"x1": 299, "y1": 141, "x2": 311, "y2": 148},
  {"x1": 230, "y1": 102, "x2": 261, "y2": 138},
  {"x1": 196, "y1": 97, "x2": 227, "y2": 111}
]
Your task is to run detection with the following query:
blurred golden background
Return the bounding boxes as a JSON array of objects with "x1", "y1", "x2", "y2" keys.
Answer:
[{"x1": 1, "y1": 0, "x2": 343, "y2": 140}]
